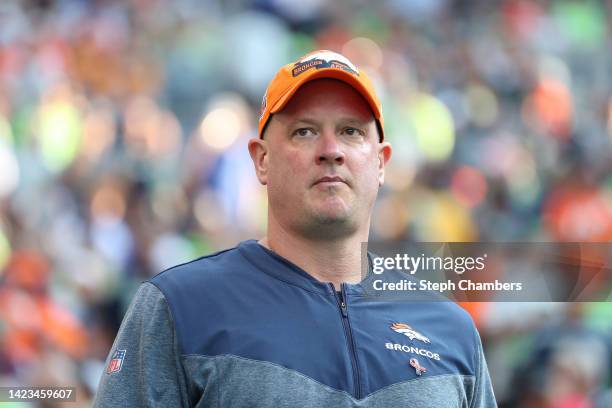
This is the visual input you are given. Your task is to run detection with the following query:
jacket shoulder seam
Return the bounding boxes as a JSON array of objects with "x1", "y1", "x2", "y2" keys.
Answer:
[{"x1": 148, "y1": 246, "x2": 239, "y2": 281}]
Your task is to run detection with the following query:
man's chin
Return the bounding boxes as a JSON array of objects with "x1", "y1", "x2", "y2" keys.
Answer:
[
  {"x1": 311, "y1": 194, "x2": 351, "y2": 212},
  {"x1": 297, "y1": 208, "x2": 359, "y2": 240},
  {"x1": 311, "y1": 202, "x2": 351, "y2": 223},
  {"x1": 313, "y1": 212, "x2": 350, "y2": 225}
]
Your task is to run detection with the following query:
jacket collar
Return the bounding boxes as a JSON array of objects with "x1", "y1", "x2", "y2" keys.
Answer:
[{"x1": 238, "y1": 240, "x2": 374, "y2": 296}]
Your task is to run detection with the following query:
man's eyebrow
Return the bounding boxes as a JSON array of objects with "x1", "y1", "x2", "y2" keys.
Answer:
[
  {"x1": 286, "y1": 117, "x2": 372, "y2": 126},
  {"x1": 289, "y1": 118, "x2": 320, "y2": 126},
  {"x1": 279, "y1": 117, "x2": 321, "y2": 129},
  {"x1": 336, "y1": 117, "x2": 373, "y2": 126}
]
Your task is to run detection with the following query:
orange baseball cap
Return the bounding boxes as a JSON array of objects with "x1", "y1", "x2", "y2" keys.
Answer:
[{"x1": 258, "y1": 50, "x2": 384, "y2": 141}]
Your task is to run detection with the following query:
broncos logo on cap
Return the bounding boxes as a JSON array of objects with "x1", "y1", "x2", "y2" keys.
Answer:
[
  {"x1": 390, "y1": 323, "x2": 431, "y2": 344},
  {"x1": 292, "y1": 50, "x2": 359, "y2": 77}
]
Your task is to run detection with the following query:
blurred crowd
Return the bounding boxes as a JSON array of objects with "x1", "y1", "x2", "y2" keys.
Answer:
[{"x1": 0, "y1": 0, "x2": 610, "y2": 406}]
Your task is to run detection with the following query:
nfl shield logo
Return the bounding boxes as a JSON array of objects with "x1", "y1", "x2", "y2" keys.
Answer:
[{"x1": 107, "y1": 349, "x2": 126, "y2": 374}]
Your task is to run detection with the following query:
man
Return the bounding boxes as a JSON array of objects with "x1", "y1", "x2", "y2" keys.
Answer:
[{"x1": 94, "y1": 50, "x2": 497, "y2": 407}]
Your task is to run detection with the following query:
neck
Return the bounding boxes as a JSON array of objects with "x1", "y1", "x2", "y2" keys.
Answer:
[{"x1": 260, "y1": 216, "x2": 369, "y2": 290}]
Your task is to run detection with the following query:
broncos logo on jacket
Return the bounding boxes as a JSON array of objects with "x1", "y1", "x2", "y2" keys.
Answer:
[{"x1": 390, "y1": 322, "x2": 431, "y2": 344}]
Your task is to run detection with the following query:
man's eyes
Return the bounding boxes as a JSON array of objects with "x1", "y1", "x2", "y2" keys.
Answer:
[
  {"x1": 343, "y1": 127, "x2": 364, "y2": 137},
  {"x1": 293, "y1": 128, "x2": 315, "y2": 137},
  {"x1": 291, "y1": 127, "x2": 365, "y2": 137}
]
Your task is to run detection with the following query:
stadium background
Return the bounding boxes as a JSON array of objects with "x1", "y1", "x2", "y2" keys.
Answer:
[{"x1": 0, "y1": 0, "x2": 610, "y2": 406}]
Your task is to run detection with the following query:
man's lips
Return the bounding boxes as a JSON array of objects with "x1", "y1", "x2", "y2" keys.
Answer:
[{"x1": 313, "y1": 176, "x2": 348, "y2": 186}]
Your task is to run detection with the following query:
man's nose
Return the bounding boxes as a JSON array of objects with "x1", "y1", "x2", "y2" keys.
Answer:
[{"x1": 315, "y1": 130, "x2": 345, "y2": 165}]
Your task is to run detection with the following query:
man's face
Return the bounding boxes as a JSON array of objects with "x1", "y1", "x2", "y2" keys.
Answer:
[{"x1": 249, "y1": 79, "x2": 391, "y2": 240}]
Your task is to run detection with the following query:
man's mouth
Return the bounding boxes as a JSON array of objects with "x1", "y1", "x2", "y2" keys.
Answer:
[{"x1": 313, "y1": 176, "x2": 348, "y2": 186}]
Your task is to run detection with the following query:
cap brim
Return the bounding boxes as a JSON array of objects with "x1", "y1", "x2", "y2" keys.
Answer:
[{"x1": 269, "y1": 68, "x2": 382, "y2": 121}]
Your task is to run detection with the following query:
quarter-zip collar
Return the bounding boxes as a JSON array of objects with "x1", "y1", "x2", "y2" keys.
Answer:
[{"x1": 238, "y1": 239, "x2": 373, "y2": 296}]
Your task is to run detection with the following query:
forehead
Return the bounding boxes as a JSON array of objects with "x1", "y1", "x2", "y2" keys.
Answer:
[{"x1": 276, "y1": 79, "x2": 375, "y2": 122}]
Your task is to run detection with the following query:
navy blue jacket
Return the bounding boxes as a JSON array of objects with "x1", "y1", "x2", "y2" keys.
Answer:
[{"x1": 94, "y1": 240, "x2": 496, "y2": 407}]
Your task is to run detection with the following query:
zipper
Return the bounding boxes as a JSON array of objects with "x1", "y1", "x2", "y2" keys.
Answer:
[{"x1": 330, "y1": 283, "x2": 361, "y2": 399}]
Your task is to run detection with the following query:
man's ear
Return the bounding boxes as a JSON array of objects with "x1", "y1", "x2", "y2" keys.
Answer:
[
  {"x1": 248, "y1": 137, "x2": 269, "y2": 185},
  {"x1": 377, "y1": 142, "x2": 392, "y2": 186}
]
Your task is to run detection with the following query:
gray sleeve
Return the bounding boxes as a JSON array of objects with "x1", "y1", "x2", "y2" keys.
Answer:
[
  {"x1": 93, "y1": 282, "x2": 190, "y2": 407},
  {"x1": 470, "y1": 330, "x2": 497, "y2": 408}
]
